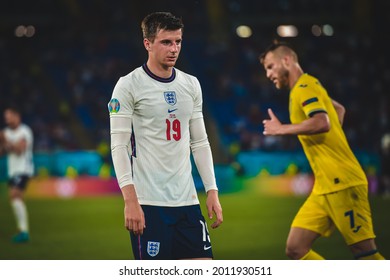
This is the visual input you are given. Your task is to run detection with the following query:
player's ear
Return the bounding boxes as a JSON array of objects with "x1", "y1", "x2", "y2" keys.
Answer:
[
  {"x1": 281, "y1": 55, "x2": 288, "y2": 65},
  {"x1": 283, "y1": 54, "x2": 294, "y2": 68},
  {"x1": 143, "y1": 38, "x2": 151, "y2": 51}
]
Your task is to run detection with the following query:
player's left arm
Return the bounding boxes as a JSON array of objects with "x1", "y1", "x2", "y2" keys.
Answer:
[
  {"x1": 190, "y1": 117, "x2": 223, "y2": 229},
  {"x1": 263, "y1": 108, "x2": 330, "y2": 136}
]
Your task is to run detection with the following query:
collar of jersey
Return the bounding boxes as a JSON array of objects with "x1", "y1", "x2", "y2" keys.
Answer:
[{"x1": 142, "y1": 63, "x2": 176, "y2": 83}]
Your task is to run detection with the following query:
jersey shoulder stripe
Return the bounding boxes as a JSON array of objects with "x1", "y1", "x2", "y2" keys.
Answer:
[{"x1": 302, "y1": 97, "x2": 319, "y2": 107}]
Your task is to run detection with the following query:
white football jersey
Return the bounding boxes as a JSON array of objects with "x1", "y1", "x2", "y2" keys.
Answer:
[
  {"x1": 109, "y1": 65, "x2": 205, "y2": 206},
  {"x1": 4, "y1": 124, "x2": 34, "y2": 178}
]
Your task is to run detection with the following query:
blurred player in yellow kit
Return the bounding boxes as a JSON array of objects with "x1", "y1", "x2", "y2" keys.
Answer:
[{"x1": 259, "y1": 42, "x2": 385, "y2": 260}]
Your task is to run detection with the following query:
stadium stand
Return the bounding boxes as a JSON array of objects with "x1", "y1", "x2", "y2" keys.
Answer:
[{"x1": 1, "y1": 0, "x2": 389, "y2": 179}]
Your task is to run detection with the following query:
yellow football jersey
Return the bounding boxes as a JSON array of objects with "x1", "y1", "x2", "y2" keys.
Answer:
[{"x1": 289, "y1": 74, "x2": 367, "y2": 194}]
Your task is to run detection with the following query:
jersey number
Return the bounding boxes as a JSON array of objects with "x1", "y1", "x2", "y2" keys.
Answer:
[
  {"x1": 200, "y1": 220, "x2": 211, "y2": 243},
  {"x1": 166, "y1": 119, "x2": 181, "y2": 141},
  {"x1": 344, "y1": 210, "x2": 362, "y2": 233}
]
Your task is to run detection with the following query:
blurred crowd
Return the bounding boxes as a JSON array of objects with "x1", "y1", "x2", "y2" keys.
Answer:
[
  {"x1": 204, "y1": 32, "x2": 390, "y2": 154},
  {"x1": 1, "y1": 0, "x2": 389, "y2": 161}
]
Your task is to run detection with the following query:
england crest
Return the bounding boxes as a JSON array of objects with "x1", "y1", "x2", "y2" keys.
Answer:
[
  {"x1": 164, "y1": 91, "x2": 177, "y2": 105},
  {"x1": 147, "y1": 241, "x2": 160, "y2": 257}
]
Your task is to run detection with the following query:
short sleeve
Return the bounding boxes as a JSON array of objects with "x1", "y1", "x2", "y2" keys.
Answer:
[
  {"x1": 191, "y1": 77, "x2": 203, "y2": 120},
  {"x1": 295, "y1": 84, "x2": 327, "y2": 118},
  {"x1": 108, "y1": 77, "x2": 134, "y2": 118}
]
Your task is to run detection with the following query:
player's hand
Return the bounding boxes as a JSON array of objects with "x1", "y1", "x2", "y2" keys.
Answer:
[
  {"x1": 121, "y1": 184, "x2": 145, "y2": 235},
  {"x1": 206, "y1": 190, "x2": 223, "y2": 229},
  {"x1": 124, "y1": 200, "x2": 145, "y2": 235},
  {"x1": 263, "y1": 108, "x2": 282, "y2": 135}
]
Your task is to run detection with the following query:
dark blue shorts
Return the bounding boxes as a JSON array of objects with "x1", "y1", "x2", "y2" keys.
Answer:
[
  {"x1": 130, "y1": 204, "x2": 213, "y2": 260},
  {"x1": 8, "y1": 175, "x2": 30, "y2": 190}
]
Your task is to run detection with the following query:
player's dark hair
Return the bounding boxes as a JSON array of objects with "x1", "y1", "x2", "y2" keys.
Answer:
[
  {"x1": 259, "y1": 40, "x2": 296, "y2": 64},
  {"x1": 141, "y1": 12, "x2": 184, "y2": 42},
  {"x1": 5, "y1": 104, "x2": 21, "y2": 115}
]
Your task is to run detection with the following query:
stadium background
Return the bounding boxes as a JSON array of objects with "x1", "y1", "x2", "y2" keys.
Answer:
[{"x1": 0, "y1": 0, "x2": 389, "y2": 259}]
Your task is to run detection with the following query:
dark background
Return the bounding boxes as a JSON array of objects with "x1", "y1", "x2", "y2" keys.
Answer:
[{"x1": 1, "y1": 0, "x2": 389, "y2": 158}]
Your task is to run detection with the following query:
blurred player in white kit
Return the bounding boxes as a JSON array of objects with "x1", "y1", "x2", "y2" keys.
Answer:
[{"x1": 1, "y1": 106, "x2": 34, "y2": 243}]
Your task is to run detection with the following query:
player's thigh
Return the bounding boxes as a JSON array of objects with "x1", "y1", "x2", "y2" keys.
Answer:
[
  {"x1": 8, "y1": 175, "x2": 30, "y2": 199},
  {"x1": 130, "y1": 206, "x2": 173, "y2": 260},
  {"x1": 291, "y1": 193, "x2": 335, "y2": 239},
  {"x1": 173, "y1": 205, "x2": 213, "y2": 259},
  {"x1": 327, "y1": 186, "x2": 376, "y2": 246}
]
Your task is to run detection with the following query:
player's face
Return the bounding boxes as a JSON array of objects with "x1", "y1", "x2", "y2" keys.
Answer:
[
  {"x1": 146, "y1": 28, "x2": 182, "y2": 69},
  {"x1": 4, "y1": 110, "x2": 19, "y2": 129},
  {"x1": 263, "y1": 52, "x2": 290, "y2": 90}
]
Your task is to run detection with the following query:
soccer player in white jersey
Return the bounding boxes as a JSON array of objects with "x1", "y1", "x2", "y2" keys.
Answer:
[
  {"x1": 0, "y1": 106, "x2": 34, "y2": 243},
  {"x1": 108, "y1": 12, "x2": 223, "y2": 259}
]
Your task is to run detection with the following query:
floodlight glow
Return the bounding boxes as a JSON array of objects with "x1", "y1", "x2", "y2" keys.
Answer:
[
  {"x1": 15, "y1": 25, "x2": 26, "y2": 37},
  {"x1": 236, "y1": 25, "x2": 252, "y2": 38},
  {"x1": 311, "y1": 25, "x2": 322, "y2": 37},
  {"x1": 25, "y1": 25, "x2": 36, "y2": 37},
  {"x1": 322, "y1": 24, "x2": 334, "y2": 36},
  {"x1": 277, "y1": 25, "x2": 298, "y2": 37}
]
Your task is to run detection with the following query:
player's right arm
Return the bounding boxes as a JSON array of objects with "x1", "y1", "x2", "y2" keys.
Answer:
[
  {"x1": 110, "y1": 115, "x2": 145, "y2": 234},
  {"x1": 120, "y1": 184, "x2": 145, "y2": 235},
  {"x1": 110, "y1": 116, "x2": 145, "y2": 235},
  {"x1": 263, "y1": 108, "x2": 330, "y2": 136},
  {"x1": 109, "y1": 77, "x2": 145, "y2": 235},
  {"x1": 331, "y1": 99, "x2": 345, "y2": 126}
]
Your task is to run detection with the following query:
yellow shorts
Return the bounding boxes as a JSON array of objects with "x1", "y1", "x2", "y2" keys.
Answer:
[{"x1": 291, "y1": 185, "x2": 376, "y2": 245}]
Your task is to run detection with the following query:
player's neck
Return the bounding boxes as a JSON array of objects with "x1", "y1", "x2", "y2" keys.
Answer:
[
  {"x1": 8, "y1": 123, "x2": 20, "y2": 130},
  {"x1": 146, "y1": 61, "x2": 173, "y2": 79},
  {"x1": 289, "y1": 65, "x2": 304, "y2": 90}
]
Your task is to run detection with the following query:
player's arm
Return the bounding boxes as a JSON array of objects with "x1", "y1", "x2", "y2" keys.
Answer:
[
  {"x1": 6, "y1": 138, "x2": 27, "y2": 155},
  {"x1": 190, "y1": 117, "x2": 223, "y2": 229},
  {"x1": 331, "y1": 99, "x2": 345, "y2": 126},
  {"x1": 120, "y1": 184, "x2": 145, "y2": 235},
  {"x1": 110, "y1": 116, "x2": 145, "y2": 235},
  {"x1": 0, "y1": 130, "x2": 27, "y2": 155},
  {"x1": 263, "y1": 108, "x2": 330, "y2": 136}
]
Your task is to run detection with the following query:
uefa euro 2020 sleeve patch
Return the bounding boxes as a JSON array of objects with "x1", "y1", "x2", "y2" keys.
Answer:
[{"x1": 108, "y1": 98, "x2": 120, "y2": 113}]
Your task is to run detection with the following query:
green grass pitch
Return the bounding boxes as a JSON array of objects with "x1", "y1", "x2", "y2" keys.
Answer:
[{"x1": 0, "y1": 184, "x2": 389, "y2": 260}]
